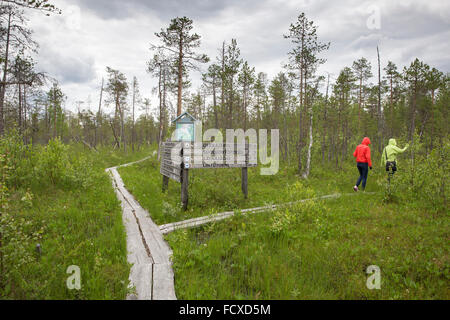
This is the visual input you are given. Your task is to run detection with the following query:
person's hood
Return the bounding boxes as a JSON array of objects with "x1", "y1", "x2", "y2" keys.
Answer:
[
  {"x1": 362, "y1": 137, "x2": 371, "y2": 146},
  {"x1": 389, "y1": 139, "x2": 397, "y2": 146}
]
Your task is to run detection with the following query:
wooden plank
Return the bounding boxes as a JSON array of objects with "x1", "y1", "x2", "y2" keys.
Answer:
[
  {"x1": 160, "y1": 165, "x2": 181, "y2": 174},
  {"x1": 159, "y1": 193, "x2": 351, "y2": 235},
  {"x1": 161, "y1": 159, "x2": 182, "y2": 167},
  {"x1": 160, "y1": 170, "x2": 181, "y2": 183},
  {"x1": 188, "y1": 163, "x2": 257, "y2": 169},
  {"x1": 107, "y1": 167, "x2": 163, "y2": 300},
  {"x1": 130, "y1": 263, "x2": 153, "y2": 300},
  {"x1": 108, "y1": 165, "x2": 177, "y2": 300},
  {"x1": 160, "y1": 163, "x2": 182, "y2": 173},
  {"x1": 152, "y1": 263, "x2": 177, "y2": 300},
  {"x1": 162, "y1": 141, "x2": 184, "y2": 147}
]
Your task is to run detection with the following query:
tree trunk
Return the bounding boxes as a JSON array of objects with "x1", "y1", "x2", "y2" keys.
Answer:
[
  {"x1": 121, "y1": 105, "x2": 126, "y2": 152},
  {"x1": 132, "y1": 78, "x2": 136, "y2": 152},
  {"x1": 18, "y1": 84, "x2": 22, "y2": 134},
  {"x1": 390, "y1": 75, "x2": 393, "y2": 137},
  {"x1": 109, "y1": 119, "x2": 120, "y2": 149},
  {"x1": 23, "y1": 85, "x2": 27, "y2": 143},
  {"x1": 297, "y1": 73, "x2": 303, "y2": 174},
  {"x1": 377, "y1": 46, "x2": 383, "y2": 152},
  {"x1": 0, "y1": 12, "x2": 12, "y2": 135},
  {"x1": 358, "y1": 77, "x2": 362, "y2": 132},
  {"x1": 95, "y1": 78, "x2": 103, "y2": 147},
  {"x1": 53, "y1": 87, "x2": 57, "y2": 139},
  {"x1": 243, "y1": 84, "x2": 247, "y2": 131},
  {"x1": 303, "y1": 110, "x2": 313, "y2": 179},
  {"x1": 431, "y1": 89, "x2": 435, "y2": 150},
  {"x1": 221, "y1": 41, "x2": 225, "y2": 130},
  {"x1": 213, "y1": 77, "x2": 218, "y2": 128},
  {"x1": 322, "y1": 74, "x2": 330, "y2": 164},
  {"x1": 229, "y1": 78, "x2": 233, "y2": 128},
  {"x1": 177, "y1": 37, "x2": 183, "y2": 117},
  {"x1": 157, "y1": 67, "x2": 163, "y2": 161}
]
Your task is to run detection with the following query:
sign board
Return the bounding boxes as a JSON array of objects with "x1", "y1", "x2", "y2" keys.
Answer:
[
  {"x1": 160, "y1": 140, "x2": 258, "y2": 210},
  {"x1": 159, "y1": 143, "x2": 182, "y2": 183},
  {"x1": 172, "y1": 112, "x2": 196, "y2": 142},
  {"x1": 181, "y1": 142, "x2": 257, "y2": 169}
]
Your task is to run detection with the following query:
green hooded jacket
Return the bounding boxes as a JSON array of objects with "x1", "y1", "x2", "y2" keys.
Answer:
[{"x1": 381, "y1": 139, "x2": 409, "y2": 165}]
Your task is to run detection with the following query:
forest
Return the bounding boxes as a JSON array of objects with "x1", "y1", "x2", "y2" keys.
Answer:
[{"x1": 0, "y1": 0, "x2": 448, "y2": 300}]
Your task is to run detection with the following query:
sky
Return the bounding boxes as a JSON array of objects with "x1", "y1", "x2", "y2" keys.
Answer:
[{"x1": 26, "y1": 0, "x2": 450, "y2": 117}]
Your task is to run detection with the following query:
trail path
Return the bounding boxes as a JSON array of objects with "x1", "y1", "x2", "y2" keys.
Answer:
[
  {"x1": 106, "y1": 157, "x2": 176, "y2": 300},
  {"x1": 107, "y1": 155, "x2": 376, "y2": 300}
]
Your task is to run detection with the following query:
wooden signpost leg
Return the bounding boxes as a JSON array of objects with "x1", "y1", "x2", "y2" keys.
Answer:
[
  {"x1": 162, "y1": 176, "x2": 169, "y2": 193},
  {"x1": 242, "y1": 167, "x2": 248, "y2": 199},
  {"x1": 181, "y1": 168, "x2": 189, "y2": 211}
]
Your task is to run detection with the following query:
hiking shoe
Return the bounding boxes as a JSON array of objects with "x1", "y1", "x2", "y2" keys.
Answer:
[{"x1": 353, "y1": 186, "x2": 358, "y2": 192}]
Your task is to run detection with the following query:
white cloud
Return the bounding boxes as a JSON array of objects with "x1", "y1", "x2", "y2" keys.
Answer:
[{"x1": 24, "y1": 0, "x2": 450, "y2": 115}]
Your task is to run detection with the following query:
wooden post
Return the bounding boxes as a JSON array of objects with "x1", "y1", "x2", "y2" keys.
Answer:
[
  {"x1": 241, "y1": 167, "x2": 248, "y2": 199},
  {"x1": 162, "y1": 176, "x2": 169, "y2": 193},
  {"x1": 242, "y1": 141, "x2": 249, "y2": 199},
  {"x1": 181, "y1": 168, "x2": 189, "y2": 211}
]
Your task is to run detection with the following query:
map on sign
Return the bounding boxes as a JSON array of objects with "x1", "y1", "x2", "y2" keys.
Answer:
[{"x1": 175, "y1": 123, "x2": 194, "y2": 142}]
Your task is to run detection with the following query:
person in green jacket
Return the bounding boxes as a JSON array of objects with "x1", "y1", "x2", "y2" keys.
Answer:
[{"x1": 381, "y1": 139, "x2": 409, "y2": 174}]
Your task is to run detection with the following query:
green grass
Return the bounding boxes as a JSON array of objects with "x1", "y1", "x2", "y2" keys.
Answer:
[
  {"x1": 3, "y1": 139, "x2": 447, "y2": 300},
  {"x1": 119, "y1": 156, "x2": 449, "y2": 300},
  {"x1": 1, "y1": 144, "x2": 155, "y2": 299},
  {"x1": 166, "y1": 194, "x2": 449, "y2": 299},
  {"x1": 118, "y1": 158, "x2": 379, "y2": 225}
]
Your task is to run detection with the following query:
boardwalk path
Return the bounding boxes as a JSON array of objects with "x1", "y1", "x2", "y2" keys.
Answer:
[
  {"x1": 106, "y1": 157, "x2": 176, "y2": 300},
  {"x1": 107, "y1": 156, "x2": 375, "y2": 300}
]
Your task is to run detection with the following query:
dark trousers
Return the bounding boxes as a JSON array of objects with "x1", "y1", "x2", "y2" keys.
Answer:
[{"x1": 356, "y1": 162, "x2": 369, "y2": 189}]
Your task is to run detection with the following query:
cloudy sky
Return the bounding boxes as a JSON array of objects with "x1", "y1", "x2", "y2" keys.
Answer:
[{"x1": 27, "y1": 0, "x2": 450, "y2": 116}]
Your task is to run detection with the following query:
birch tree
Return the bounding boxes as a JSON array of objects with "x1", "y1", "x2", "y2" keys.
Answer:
[{"x1": 284, "y1": 12, "x2": 329, "y2": 174}]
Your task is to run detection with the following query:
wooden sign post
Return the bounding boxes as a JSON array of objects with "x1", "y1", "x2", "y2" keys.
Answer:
[
  {"x1": 159, "y1": 112, "x2": 257, "y2": 210},
  {"x1": 160, "y1": 140, "x2": 257, "y2": 210},
  {"x1": 242, "y1": 167, "x2": 248, "y2": 199}
]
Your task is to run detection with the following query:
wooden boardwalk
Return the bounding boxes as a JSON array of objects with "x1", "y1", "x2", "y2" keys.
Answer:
[
  {"x1": 106, "y1": 157, "x2": 176, "y2": 300},
  {"x1": 159, "y1": 194, "x2": 342, "y2": 235},
  {"x1": 108, "y1": 155, "x2": 376, "y2": 300}
]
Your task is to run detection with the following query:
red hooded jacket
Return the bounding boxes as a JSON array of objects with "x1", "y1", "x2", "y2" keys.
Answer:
[{"x1": 353, "y1": 137, "x2": 372, "y2": 167}]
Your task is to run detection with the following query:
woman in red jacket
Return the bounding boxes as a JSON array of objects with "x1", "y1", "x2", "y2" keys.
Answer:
[{"x1": 353, "y1": 137, "x2": 373, "y2": 192}]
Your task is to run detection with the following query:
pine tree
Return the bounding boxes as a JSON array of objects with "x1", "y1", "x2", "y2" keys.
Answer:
[{"x1": 154, "y1": 17, "x2": 209, "y2": 117}]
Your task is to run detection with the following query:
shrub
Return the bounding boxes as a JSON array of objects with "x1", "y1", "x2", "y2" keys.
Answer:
[
  {"x1": 0, "y1": 150, "x2": 44, "y2": 294},
  {"x1": 270, "y1": 199, "x2": 327, "y2": 237},
  {"x1": 0, "y1": 130, "x2": 36, "y2": 189},
  {"x1": 35, "y1": 138, "x2": 98, "y2": 190},
  {"x1": 385, "y1": 141, "x2": 449, "y2": 213}
]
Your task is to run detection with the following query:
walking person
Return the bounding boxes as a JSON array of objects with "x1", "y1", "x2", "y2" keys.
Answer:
[
  {"x1": 353, "y1": 137, "x2": 372, "y2": 192},
  {"x1": 381, "y1": 139, "x2": 409, "y2": 175}
]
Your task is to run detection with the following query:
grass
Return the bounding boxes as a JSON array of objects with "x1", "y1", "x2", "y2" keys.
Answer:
[
  {"x1": 166, "y1": 194, "x2": 449, "y2": 299},
  {"x1": 2, "y1": 139, "x2": 447, "y2": 300},
  {"x1": 118, "y1": 155, "x2": 449, "y2": 300},
  {"x1": 118, "y1": 157, "x2": 378, "y2": 225},
  {"x1": 1, "y1": 144, "x2": 155, "y2": 299}
]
